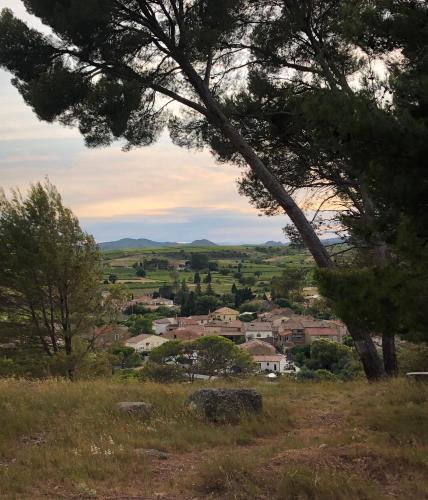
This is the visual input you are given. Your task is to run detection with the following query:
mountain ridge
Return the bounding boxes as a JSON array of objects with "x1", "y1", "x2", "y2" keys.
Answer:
[{"x1": 98, "y1": 237, "x2": 218, "y2": 250}]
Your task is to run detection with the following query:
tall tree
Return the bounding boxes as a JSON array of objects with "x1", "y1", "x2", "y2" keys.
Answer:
[
  {"x1": 0, "y1": 181, "x2": 102, "y2": 369},
  {"x1": 0, "y1": 1, "x2": 383, "y2": 379}
]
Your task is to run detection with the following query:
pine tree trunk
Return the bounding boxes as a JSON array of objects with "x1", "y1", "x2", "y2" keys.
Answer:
[
  {"x1": 382, "y1": 334, "x2": 398, "y2": 377},
  {"x1": 348, "y1": 325, "x2": 386, "y2": 380},
  {"x1": 181, "y1": 64, "x2": 385, "y2": 380}
]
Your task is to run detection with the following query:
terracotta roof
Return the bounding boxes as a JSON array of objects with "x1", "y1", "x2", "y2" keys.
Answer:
[
  {"x1": 253, "y1": 355, "x2": 285, "y2": 362},
  {"x1": 240, "y1": 340, "x2": 276, "y2": 355},
  {"x1": 212, "y1": 307, "x2": 239, "y2": 315},
  {"x1": 164, "y1": 328, "x2": 203, "y2": 340},
  {"x1": 126, "y1": 334, "x2": 153, "y2": 344},
  {"x1": 244, "y1": 322, "x2": 273, "y2": 332},
  {"x1": 280, "y1": 319, "x2": 304, "y2": 330},
  {"x1": 96, "y1": 325, "x2": 128, "y2": 336}
]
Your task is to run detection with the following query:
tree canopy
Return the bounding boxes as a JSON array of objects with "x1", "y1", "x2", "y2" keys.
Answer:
[{"x1": 0, "y1": 181, "x2": 102, "y2": 363}]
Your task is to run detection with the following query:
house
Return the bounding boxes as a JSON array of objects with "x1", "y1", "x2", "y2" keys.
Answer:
[
  {"x1": 203, "y1": 320, "x2": 244, "y2": 343},
  {"x1": 203, "y1": 320, "x2": 243, "y2": 335},
  {"x1": 276, "y1": 317, "x2": 345, "y2": 350},
  {"x1": 94, "y1": 325, "x2": 131, "y2": 349},
  {"x1": 153, "y1": 317, "x2": 176, "y2": 335},
  {"x1": 163, "y1": 327, "x2": 203, "y2": 341},
  {"x1": 240, "y1": 339, "x2": 277, "y2": 356},
  {"x1": 300, "y1": 319, "x2": 344, "y2": 343},
  {"x1": 188, "y1": 315, "x2": 210, "y2": 325},
  {"x1": 125, "y1": 334, "x2": 168, "y2": 352},
  {"x1": 253, "y1": 354, "x2": 288, "y2": 373},
  {"x1": 178, "y1": 317, "x2": 200, "y2": 327},
  {"x1": 210, "y1": 307, "x2": 240, "y2": 322},
  {"x1": 277, "y1": 318, "x2": 306, "y2": 347},
  {"x1": 125, "y1": 296, "x2": 174, "y2": 311},
  {"x1": 244, "y1": 321, "x2": 274, "y2": 342}
]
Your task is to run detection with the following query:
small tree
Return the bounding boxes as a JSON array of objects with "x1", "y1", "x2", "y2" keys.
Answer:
[
  {"x1": 193, "y1": 336, "x2": 253, "y2": 377},
  {"x1": 0, "y1": 181, "x2": 102, "y2": 373}
]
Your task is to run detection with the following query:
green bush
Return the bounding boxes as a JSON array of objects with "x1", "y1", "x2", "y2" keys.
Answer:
[
  {"x1": 397, "y1": 343, "x2": 428, "y2": 374},
  {"x1": 296, "y1": 367, "x2": 319, "y2": 381},
  {"x1": 315, "y1": 369, "x2": 337, "y2": 381},
  {"x1": 139, "y1": 362, "x2": 186, "y2": 383}
]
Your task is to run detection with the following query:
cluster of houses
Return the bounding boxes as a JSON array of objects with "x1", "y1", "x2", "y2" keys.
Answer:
[{"x1": 95, "y1": 306, "x2": 347, "y2": 374}]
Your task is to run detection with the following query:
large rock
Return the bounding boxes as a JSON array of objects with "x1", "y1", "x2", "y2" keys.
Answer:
[
  {"x1": 116, "y1": 401, "x2": 153, "y2": 417},
  {"x1": 188, "y1": 389, "x2": 262, "y2": 423}
]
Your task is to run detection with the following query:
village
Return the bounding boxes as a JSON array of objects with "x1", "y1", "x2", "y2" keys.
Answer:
[{"x1": 95, "y1": 296, "x2": 347, "y2": 375}]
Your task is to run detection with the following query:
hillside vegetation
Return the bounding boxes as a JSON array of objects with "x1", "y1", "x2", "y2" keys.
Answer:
[{"x1": 0, "y1": 377, "x2": 427, "y2": 499}]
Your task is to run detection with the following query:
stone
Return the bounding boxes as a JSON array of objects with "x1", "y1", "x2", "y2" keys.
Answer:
[
  {"x1": 406, "y1": 372, "x2": 428, "y2": 382},
  {"x1": 116, "y1": 401, "x2": 153, "y2": 417},
  {"x1": 135, "y1": 448, "x2": 169, "y2": 460},
  {"x1": 188, "y1": 388, "x2": 262, "y2": 424}
]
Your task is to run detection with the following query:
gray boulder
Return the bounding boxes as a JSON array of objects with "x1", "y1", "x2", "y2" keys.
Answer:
[
  {"x1": 188, "y1": 388, "x2": 262, "y2": 423},
  {"x1": 116, "y1": 401, "x2": 153, "y2": 417}
]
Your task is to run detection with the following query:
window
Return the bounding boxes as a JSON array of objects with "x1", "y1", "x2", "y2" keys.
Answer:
[
  {"x1": 257, "y1": 333, "x2": 261, "y2": 338},
  {"x1": 267, "y1": 362, "x2": 270, "y2": 366},
  {"x1": 274, "y1": 364, "x2": 277, "y2": 370}
]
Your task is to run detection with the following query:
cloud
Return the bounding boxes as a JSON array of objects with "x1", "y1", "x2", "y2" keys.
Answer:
[{"x1": 0, "y1": 0, "x2": 290, "y2": 244}]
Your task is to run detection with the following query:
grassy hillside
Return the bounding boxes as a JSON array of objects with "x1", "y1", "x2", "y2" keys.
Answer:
[{"x1": 0, "y1": 377, "x2": 427, "y2": 499}]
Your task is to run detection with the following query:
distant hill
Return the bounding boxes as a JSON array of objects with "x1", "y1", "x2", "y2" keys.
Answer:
[
  {"x1": 98, "y1": 237, "x2": 217, "y2": 251},
  {"x1": 98, "y1": 238, "x2": 178, "y2": 251},
  {"x1": 189, "y1": 239, "x2": 217, "y2": 246},
  {"x1": 321, "y1": 237, "x2": 347, "y2": 246},
  {"x1": 262, "y1": 241, "x2": 286, "y2": 247}
]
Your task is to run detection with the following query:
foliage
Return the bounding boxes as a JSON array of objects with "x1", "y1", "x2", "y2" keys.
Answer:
[
  {"x1": 0, "y1": 181, "x2": 102, "y2": 363},
  {"x1": 139, "y1": 361, "x2": 186, "y2": 383},
  {"x1": 148, "y1": 336, "x2": 253, "y2": 379},
  {"x1": 397, "y1": 343, "x2": 428, "y2": 375},
  {"x1": 271, "y1": 269, "x2": 306, "y2": 301},
  {"x1": 190, "y1": 253, "x2": 209, "y2": 271},
  {"x1": 194, "y1": 336, "x2": 254, "y2": 377},
  {"x1": 295, "y1": 340, "x2": 362, "y2": 380},
  {"x1": 110, "y1": 346, "x2": 142, "y2": 369}
]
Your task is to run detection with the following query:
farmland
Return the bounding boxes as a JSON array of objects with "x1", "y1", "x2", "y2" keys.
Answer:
[{"x1": 101, "y1": 245, "x2": 316, "y2": 297}]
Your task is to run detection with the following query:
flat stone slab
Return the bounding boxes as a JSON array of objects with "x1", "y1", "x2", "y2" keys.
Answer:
[
  {"x1": 116, "y1": 401, "x2": 153, "y2": 416},
  {"x1": 188, "y1": 388, "x2": 262, "y2": 424},
  {"x1": 406, "y1": 372, "x2": 428, "y2": 382}
]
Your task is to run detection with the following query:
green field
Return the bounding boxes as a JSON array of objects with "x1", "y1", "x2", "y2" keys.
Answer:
[{"x1": 101, "y1": 245, "x2": 316, "y2": 297}]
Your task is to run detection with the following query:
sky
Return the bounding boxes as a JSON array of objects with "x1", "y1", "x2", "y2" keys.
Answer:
[{"x1": 0, "y1": 0, "x2": 291, "y2": 245}]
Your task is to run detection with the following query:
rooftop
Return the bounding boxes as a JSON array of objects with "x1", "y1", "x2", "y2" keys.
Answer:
[
  {"x1": 212, "y1": 307, "x2": 239, "y2": 315},
  {"x1": 253, "y1": 355, "x2": 285, "y2": 362},
  {"x1": 244, "y1": 322, "x2": 274, "y2": 331}
]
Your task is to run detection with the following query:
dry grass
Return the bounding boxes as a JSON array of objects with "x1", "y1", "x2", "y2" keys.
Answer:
[{"x1": 0, "y1": 377, "x2": 427, "y2": 498}]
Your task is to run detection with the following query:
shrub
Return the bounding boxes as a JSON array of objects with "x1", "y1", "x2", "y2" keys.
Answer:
[
  {"x1": 296, "y1": 367, "x2": 319, "y2": 381},
  {"x1": 138, "y1": 362, "x2": 186, "y2": 383},
  {"x1": 315, "y1": 369, "x2": 337, "y2": 381},
  {"x1": 397, "y1": 343, "x2": 428, "y2": 374}
]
